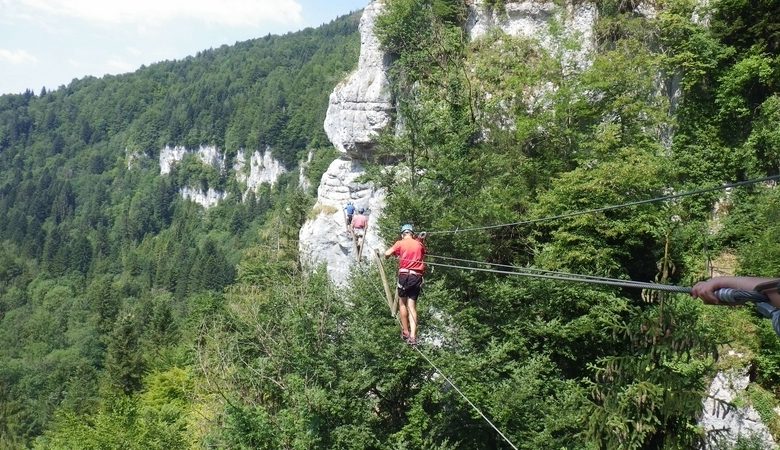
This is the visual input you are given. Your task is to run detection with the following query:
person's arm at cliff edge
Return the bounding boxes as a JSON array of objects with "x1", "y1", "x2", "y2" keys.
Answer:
[{"x1": 691, "y1": 276, "x2": 780, "y2": 306}]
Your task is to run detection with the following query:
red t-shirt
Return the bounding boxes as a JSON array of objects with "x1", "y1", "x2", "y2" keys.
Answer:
[
  {"x1": 352, "y1": 214, "x2": 368, "y2": 229},
  {"x1": 389, "y1": 238, "x2": 426, "y2": 274}
]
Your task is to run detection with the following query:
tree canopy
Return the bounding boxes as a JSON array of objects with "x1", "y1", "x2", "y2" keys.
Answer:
[{"x1": 1, "y1": 1, "x2": 780, "y2": 448}]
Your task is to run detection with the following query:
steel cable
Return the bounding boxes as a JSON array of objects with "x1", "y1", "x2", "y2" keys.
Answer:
[
  {"x1": 426, "y1": 175, "x2": 780, "y2": 235},
  {"x1": 371, "y1": 266, "x2": 519, "y2": 449}
]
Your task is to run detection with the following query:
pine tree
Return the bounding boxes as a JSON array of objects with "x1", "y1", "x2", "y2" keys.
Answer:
[{"x1": 104, "y1": 312, "x2": 145, "y2": 394}]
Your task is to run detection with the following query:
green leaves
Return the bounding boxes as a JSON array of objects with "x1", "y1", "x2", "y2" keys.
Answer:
[{"x1": 530, "y1": 149, "x2": 669, "y2": 277}]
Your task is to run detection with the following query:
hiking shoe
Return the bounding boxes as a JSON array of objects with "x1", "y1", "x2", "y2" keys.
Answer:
[
  {"x1": 406, "y1": 336, "x2": 417, "y2": 346},
  {"x1": 401, "y1": 330, "x2": 410, "y2": 341}
]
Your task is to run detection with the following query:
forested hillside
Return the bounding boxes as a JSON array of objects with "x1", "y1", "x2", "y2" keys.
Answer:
[
  {"x1": 1, "y1": 0, "x2": 780, "y2": 448},
  {"x1": 0, "y1": 12, "x2": 359, "y2": 447}
]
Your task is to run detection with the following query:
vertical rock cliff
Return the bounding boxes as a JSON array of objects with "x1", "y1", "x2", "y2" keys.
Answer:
[
  {"x1": 466, "y1": 0, "x2": 597, "y2": 71},
  {"x1": 300, "y1": 0, "x2": 600, "y2": 285},
  {"x1": 299, "y1": 0, "x2": 391, "y2": 285}
]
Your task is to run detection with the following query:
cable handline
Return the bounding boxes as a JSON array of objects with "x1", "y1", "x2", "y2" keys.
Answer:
[
  {"x1": 426, "y1": 260, "x2": 692, "y2": 294},
  {"x1": 414, "y1": 254, "x2": 684, "y2": 291},
  {"x1": 426, "y1": 254, "x2": 663, "y2": 288},
  {"x1": 371, "y1": 266, "x2": 519, "y2": 450},
  {"x1": 426, "y1": 174, "x2": 780, "y2": 235},
  {"x1": 412, "y1": 345, "x2": 519, "y2": 450}
]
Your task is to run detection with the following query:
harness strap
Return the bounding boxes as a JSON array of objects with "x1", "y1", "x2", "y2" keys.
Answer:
[{"x1": 399, "y1": 269, "x2": 422, "y2": 276}]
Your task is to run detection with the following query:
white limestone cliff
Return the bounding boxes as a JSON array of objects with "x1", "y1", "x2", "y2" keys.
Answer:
[
  {"x1": 160, "y1": 145, "x2": 226, "y2": 176},
  {"x1": 180, "y1": 186, "x2": 228, "y2": 209},
  {"x1": 700, "y1": 366, "x2": 777, "y2": 449},
  {"x1": 234, "y1": 148, "x2": 288, "y2": 196},
  {"x1": 466, "y1": 0, "x2": 597, "y2": 72},
  {"x1": 301, "y1": 1, "x2": 391, "y2": 286},
  {"x1": 299, "y1": 158, "x2": 385, "y2": 284},
  {"x1": 303, "y1": 0, "x2": 599, "y2": 285},
  {"x1": 323, "y1": 0, "x2": 393, "y2": 156},
  {"x1": 158, "y1": 145, "x2": 286, "y2": 208}
]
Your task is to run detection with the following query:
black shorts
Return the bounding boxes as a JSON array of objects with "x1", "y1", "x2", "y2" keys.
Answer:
[
  {"x1": 397, "y1": 273, "x2": 423, "y2": 300},
  {"x1": 346, "y1": 215, "x2": 353, "y2": 225}
]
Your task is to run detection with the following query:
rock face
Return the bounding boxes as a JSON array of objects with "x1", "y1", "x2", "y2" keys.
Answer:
[
  {"x1": 180, "y1": 186, "x2": 227, "y2": 209},
  {"x1": 160, "y1": 145, "x2": 226, "y2": 176},
  {"x1": 299, "y1": 158, "x2": 385, "y2": 284},
  {"x1": 303, "y1": 0, "x2": 599, "y2": 285},
  {"x1": 158, "y1": 145, "x2": 286, "y2": 208},
  {"x1": 234, "y1": 148, "x2": 288, "y2": 196},
  {"x1": 466, "y1": 0, "x2": 597, "y2": 71},
  {"x1": 298, "y1": 150, "x2": 315, "y2": 192},
  {"x1": 700, "y1": 367, "x2": 777, "y2": 449},
  {"x1": 323, "y1": 0, "x2": 393, "y2": 156},
  {"x1": 302, "y1": 0, "x2": 391, "y2": 286}
]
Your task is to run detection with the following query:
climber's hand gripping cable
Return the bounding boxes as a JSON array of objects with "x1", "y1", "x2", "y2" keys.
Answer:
[{"x1": 708, "y1": 280, "x2": 780, "y2": 337}]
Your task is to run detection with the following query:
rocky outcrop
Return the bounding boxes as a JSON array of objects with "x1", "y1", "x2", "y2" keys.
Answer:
[
  {"x1": 299, "y1": 150, "x2": 314, "y2": 192},
  {"x1": 466, "y1": 0, "x2": 597, "y2": 71},
  {"x1": 180, "y1": 186, "x2": 227, "y2": 209},
  {"x1": 323, "y1": 0, "x2": 393, "y2": 156},
  {"x1": 160, "y1": 145, "x2": 226, "y2": 176},
  {"x1": 158, "y1": 145, "x2": 286, "y2": 208},
  {"x1": 299, "y1": 158, "x2": 385, "y2": 285},
  {"x1": 304, "y1": 0, "x2": 601, "y2": 285},
  {"x1": 301, "y1": 1, "x2": 392, "y2": 285},
  {"x1": 234, "y1": 148, "x2": 287, "y2": 196},
  {"x1": 700, "y1": 366, "x2": 777, "y2": 449}
]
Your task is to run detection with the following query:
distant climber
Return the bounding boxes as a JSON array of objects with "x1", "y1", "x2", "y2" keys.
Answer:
[
  {"x1": 385, "y1": 224, "x2": 426, "y2": 346},
  {"x1": 352, "y1": 208, "x2": 369, "y2": 255},
  {"x1": 352, "y1": 208, "x2": 368, "y2": 236},
  {"x1": 344, "y1": 201, "x2": 355, "y2": 227}
]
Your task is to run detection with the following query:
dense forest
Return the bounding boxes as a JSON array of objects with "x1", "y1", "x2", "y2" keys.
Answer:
[
  {"x1": 0, "y1": 11, "x2": 360, "y2": 448},
  {"x1": 0, "y1": 0, "x2": 779, "y2": 448}
]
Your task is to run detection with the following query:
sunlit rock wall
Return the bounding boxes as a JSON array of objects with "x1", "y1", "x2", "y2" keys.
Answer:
[
  {"x1": 299, "y1": 158, "x2": 385, "y2": 284},
  {"x1": 302, "y1": 0, "x2": 390, "y2": 285},
  {"x1": 700, "y1": 365, "x2": 777, "y2": 449},
  {"x1": 323, "y1": 0, "x2": 393, "y2": 156},
  {"x1": 466, "y1": 0, "x2": 597, "y2": 71},
  {"x1": 158, "y1": 145, "x2": 286, "y2": 208}
]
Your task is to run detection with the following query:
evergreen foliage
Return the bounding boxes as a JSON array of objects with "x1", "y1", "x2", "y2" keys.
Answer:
[
  {"x1": 0, "y1": 11, "x2": 359, "y2": 447},
  {"x1": 0, "y1": 0, "x2": 779, "y2": 448}
]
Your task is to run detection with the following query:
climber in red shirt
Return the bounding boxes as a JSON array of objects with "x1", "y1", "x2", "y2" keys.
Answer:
[{"x1": 385, "y1": 224, "x2": 426, "y2": 345}]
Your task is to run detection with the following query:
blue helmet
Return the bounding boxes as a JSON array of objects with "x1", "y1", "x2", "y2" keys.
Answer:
[{"x1": 400, "y1": 224, "x2": 414, "y2": 234}]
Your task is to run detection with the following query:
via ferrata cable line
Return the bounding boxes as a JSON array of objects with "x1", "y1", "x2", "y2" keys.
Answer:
[
  {"x1": 419, "y1": 254, "x2": 691, "y2": 293},
  {"x1": 363, "y1": 172, "x2": 780, "y2": 444},
  {"x1": 422, "y1": 256, "x2": 771, "y2": 304},
  {"x1": 426, "y1": 174, "x2": 780, "y2": 236},
  {"x1": 426, "y1": 254, "x2": 682, "y2": 290},
  {"x1": 411, "y1": 344, "x2": 519, "y2": 450},
  {"x1": 371, "y1": 264, "x2": 520, "y2": 450}
]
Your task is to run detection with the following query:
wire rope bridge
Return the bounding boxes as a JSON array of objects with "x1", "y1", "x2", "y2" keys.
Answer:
[{"x1": 368, "y1": 175, "x2": 780, "y2": 448}]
